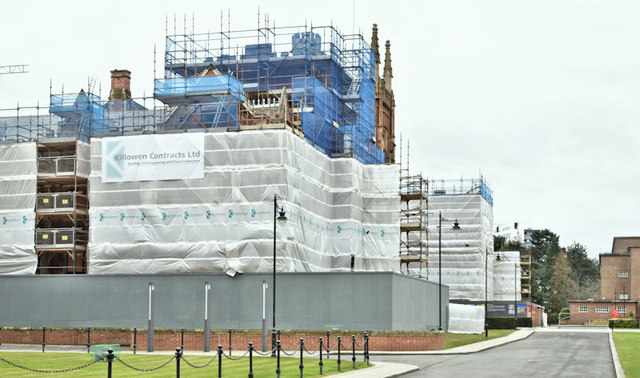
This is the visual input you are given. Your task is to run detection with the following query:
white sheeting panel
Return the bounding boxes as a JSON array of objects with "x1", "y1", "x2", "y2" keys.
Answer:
[
  {"x1": 448, "y1": 303, "x2": 485, "y2": 334},
  {"x1": 88, "y1": 130, "x2": 400, "y2": 275},
  {"x1": 0, "y1": 143, "x2": 37, "y2": 274},
  {"x1": 426, "y1": 195, "x2": 494, "y2": 301},
  {"x1": 493, "y1": 250, "x2": 522, "y2": 301}
]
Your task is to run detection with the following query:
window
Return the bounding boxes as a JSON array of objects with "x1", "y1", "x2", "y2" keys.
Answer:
[
  {"x1": 619, "y1": 293, "x2": 629, "y2": 300},
  {"x1": 579, "y1": 306, "x2": 588, "y2": 313},
  {"x1": 617, "y1": 306, "x2": 627, "y2": 313},
  {"x1": 619, "y1": 271, "x2": 629, "y2": 277},
  {"x1": 596, "y1": 306, "x2": 609, "y2": 313}
]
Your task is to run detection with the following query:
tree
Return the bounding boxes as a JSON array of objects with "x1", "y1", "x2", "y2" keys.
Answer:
[
  {"x1": 549, "y1": 250, "x2": 576, "y2": 313},
  {"x1": 565, "y1": 242, "x2": 600, "y2": 289},
  {"x1": 529, "y1": 229, "x2": 561, "y2": 308}
]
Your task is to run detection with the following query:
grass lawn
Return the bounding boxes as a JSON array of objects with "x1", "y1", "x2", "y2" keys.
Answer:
[
  {"x1": 445, "y1": 329, "x2": 516, "y2": 349},
  {"x1": 613, "y1": 333, "x2": 640, "y2": 378},
  {"x1": 0, "y1": 351, "x2": 369, "y2": 377}
]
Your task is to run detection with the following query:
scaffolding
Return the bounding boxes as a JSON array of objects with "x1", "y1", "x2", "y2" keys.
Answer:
[
  {"x1": 0, "y1": 16, "x2": 389, "y2": 275},
  {"x1": 161, "y1": 22, "x2": 383, "y2": 164},
  {"x1": 399, "y1": 174, "x2": 429, "y2": 278},
  {"x1": 429, "y1": 177, "x2": 493, "y2": 205},
  {"x1": 520, "y1": 249, "x2": 532, "y2": 300},
  {"x1": 35, "y1": 140, "x2": 89, "y2": 273}
]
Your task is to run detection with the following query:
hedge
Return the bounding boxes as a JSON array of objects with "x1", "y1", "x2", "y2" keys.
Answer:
[
  {"x1": 547, "y1": 313, "x2": 558, "y2": 324},
  {"x1": 487, "y1": 317, "x2": 532, "y2": 329},
  {"x1": 609, "y1": 319, "x2": 640, "y2": 329}
]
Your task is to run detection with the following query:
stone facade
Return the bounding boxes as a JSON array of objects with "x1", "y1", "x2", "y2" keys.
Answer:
[{"x1": 370, "y1": 25, "x2": 395, "y2": 164}]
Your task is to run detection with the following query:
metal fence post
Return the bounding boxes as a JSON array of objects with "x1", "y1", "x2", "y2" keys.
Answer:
[
  {"x1": 181, "y1": 328, "x2": 184, "y2": 352},
  {"x1": 228, "y1": 329, "x2": 232, "y2": 356},
  {"x1": 217, "y1": 345, "x2": 223, "y2": 378},
  {"x1": 319, "y1": 337, "x2": 324, "y2": 375},
  {"x1": 271, "y1": 329, "x2": 277, "y2": 357},
  {"x1": 299, "y1": 338, "x2": 304, "y2": 378},
  {"x1": 364, "y1": 332, "x2": 369, "y2": 365},
  {"x1": 133, "y1": 328, "x2": 137, "y2": 354},
  {"x1": 337, "y1": 336, "x2": 341, "y2": 372},
  {"x1": 42, "y1": 327, "x2": 46, "y2": 353},
  {"x1": 0, "y1": 326, "x2": 2, "y2": 346},
  {"x1": 326, "y1": 331, "x2": 330, "y2": 359},
  {"x1": 107, "y1": 348, "x2": 114, "y2": 378},
  {"x1": 249, "y1": 342, "x2": 254, "y2": 378},
  {"x1": 352, "y1": 335, "x2": 356, "y2": 369},
  {"x1": 175, "y1": 347, "x2": 181, "y2": 378},
  {"x1": 276, "y1": 340, "x2": 281, "y2": 378},
  {"x1": 87, "y1": 327, "x2": 91, "y2": 353}
]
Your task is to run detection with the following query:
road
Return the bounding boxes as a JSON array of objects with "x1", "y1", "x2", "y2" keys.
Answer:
[{"x1": 379, "y1": 327, "x2": 615, "y2": 377}]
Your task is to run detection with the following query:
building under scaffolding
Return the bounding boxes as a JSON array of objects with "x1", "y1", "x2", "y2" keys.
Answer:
[
  {"x1": 426, "y1": 178, "x2": 499, "y2": 301},
  {"x1": 0, "y1": 21, "x2": 400, "y2": 275}
]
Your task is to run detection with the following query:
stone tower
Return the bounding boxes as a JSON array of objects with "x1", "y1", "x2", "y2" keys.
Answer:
[{"x1": 371, "y1": 24, "x2": 395, "y2": 164}]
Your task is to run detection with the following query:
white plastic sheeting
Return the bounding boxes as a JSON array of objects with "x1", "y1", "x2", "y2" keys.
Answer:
[
  {"x1": 0, "y1": 143, "x2": 37, "y2": 274},
  {"x1": 426, "y1": 195, "x2": 494, "y2": 301},
  {"x1": 76, "y1": 142, "x2": 91, "y2": 178},
  {"x1": 88, "y1": 130, "x2": 400, "y2": 274},
  {"x1": 493, "y1": 250, "x2": 521, "y2": 301},
  {"x1": 448, "y1": 303, "x2": 485, "y2": 334}
]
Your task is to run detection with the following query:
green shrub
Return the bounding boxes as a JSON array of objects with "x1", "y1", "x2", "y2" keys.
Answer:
[
  {"x1": 487, "y1": 317, "x2": 516, "y2": 329},
  {"x1": 609, "y1": 319, "x2": 640, "y2": 328},
  {"x1": 486, "y1": 317, "x2": 533, "y2": 329},
  {"x1": 517, "y1": 317, "x2": 533, "y2": 327},
  {"x1": 548, "y1": 313, "x2": 559, "y2": 324}
]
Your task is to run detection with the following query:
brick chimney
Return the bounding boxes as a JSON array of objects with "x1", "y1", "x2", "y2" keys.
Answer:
[{"x1": 109, "y1": 69, "x2": 132, "y2": 100}]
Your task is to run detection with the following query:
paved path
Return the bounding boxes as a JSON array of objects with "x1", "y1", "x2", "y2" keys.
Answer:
[
  {"x1": 0, "y1": 327, "x2": 619, "y2": 377},
  {"x1": 379, "y1": 327, "x2": 615, "y2": 378}
]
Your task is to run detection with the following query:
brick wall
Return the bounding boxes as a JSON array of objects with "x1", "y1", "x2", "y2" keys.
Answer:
[
  {"x1": 0, "y1": 328, "x2": 444, "y2": 352},
  {"x1": 630, "y1": 248, "x2": 640, "y2": 299},
  {"x1": 601, "y1": 255, "x2": 630, "y2": 299},
  {"x1": 569, "y1": 301, "x2": 638, "y2": 325}
]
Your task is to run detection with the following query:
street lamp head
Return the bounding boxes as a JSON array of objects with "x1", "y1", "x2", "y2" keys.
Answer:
[
  {"x1": 277, "y1": 207, "x2": 287, "y2": 226},
  {"x1": 452, "y1": 219, "x2": 461, "y2": 232}
]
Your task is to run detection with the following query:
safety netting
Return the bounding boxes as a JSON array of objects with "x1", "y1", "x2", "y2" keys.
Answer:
[
  {"x1": 87, "y1": 129, "x2": 399, "y2": 274},
  {"x1": 493, "y1": 250, "x2": 522, "y2": 301},
  {"x1": 0, "y1": 143, "x2": 37, "y2": 274},
  {"x1": 448, "y1": 303, "x2": 485, "y2": 334},
  {"x1": 426, "y1": 194, "x2": 495, "y2": 301}
]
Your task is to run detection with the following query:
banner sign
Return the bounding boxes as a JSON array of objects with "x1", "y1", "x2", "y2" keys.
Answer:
[{"x1": 102, "y1": 134, "x2": 204, "y2": 182}]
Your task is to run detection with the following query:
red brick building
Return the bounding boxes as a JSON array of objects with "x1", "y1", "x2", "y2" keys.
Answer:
[{"x1": 569, "y1": 237, "x2": 640, "y2": 324}]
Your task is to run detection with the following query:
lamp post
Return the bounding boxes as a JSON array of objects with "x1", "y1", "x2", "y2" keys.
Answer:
[
  {"x1": 438, "y1": 212, "x2": 460, "y2": 331},
  {"x1": 272, "y1": 195, "x2": 287, "y2": 356},
  {"x1": 485, "y1": 249, "x2": 488, "y2": 338}
]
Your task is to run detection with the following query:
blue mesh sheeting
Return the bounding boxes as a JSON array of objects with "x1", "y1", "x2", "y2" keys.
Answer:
[
  {"x1": 480, "y1": 179, "x2": 494, "y2": 206},
  {"x1": 292, "y1": 77, "x2": 340, "y2": 155},
  {"x1": 154, "y1": 75, "x2": 243, "y2": 100},
  {"x1": 49, "y1": 92, "x2": 108, "y2": 142},
  {"x1": 160, "y1": 94, "x2": 240, "y2": 131}
]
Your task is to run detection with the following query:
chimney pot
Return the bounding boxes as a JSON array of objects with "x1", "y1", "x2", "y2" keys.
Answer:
[{"x1": 109, "y1": 69, "x2": 132, "y2": 100}]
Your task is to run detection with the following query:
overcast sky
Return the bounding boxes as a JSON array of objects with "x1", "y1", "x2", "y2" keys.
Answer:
[{"x1": 1, "y1": 1, "x2": 637, "y2": 258}]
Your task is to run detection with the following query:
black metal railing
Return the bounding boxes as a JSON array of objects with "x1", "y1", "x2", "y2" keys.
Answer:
[{"x1": 0, "y1": 329, "x2": 370, "y2": 377}]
